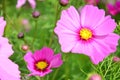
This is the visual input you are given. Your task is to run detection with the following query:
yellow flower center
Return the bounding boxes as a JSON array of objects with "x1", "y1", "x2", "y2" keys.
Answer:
[
  {"x1": 35, "y1": 61, "x2": 48, "y2": 70},
  {"x1": 80, "y1": 28, "x2": 92, "y2": 40}
]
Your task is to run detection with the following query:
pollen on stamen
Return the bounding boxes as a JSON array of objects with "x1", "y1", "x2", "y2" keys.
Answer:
[
  {"x1": 35, "y1": 61, "x2": 48, "y2": 70},
  {"x1": 79, "y1": 28, "x2": 92, "y2": 40}
]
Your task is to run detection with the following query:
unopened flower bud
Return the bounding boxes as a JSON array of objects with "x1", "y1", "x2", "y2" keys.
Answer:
[
  {"x1": 32, "y1": 11, "x2": 40, "y2": 18},
  {"x1": 22, "y1": 44, "x2": 29, "y2": 51},
  {"x1": 89, "y1": 74, "x2": 102, "y2": 80},
  {"x1": 112, "y1": 56, "x2": 120, "y2": 62},
  {"x1": 59, "y1": 0, "x2": 69, "y2": 6},
  {"x1": 18, "y1": 32, "x2": 24, "y2": 39}
]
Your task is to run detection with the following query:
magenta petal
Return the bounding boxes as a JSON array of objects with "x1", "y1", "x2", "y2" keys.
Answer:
[
  {"x1": 0, "y1": 56, "x2": 20, "y2": 80},
  {"x1": 16, "y1": 0, "x2": 26, "y2": 8},
  {"x1": 94, "y1": 15, "x2": 116, "y2": 35},
  {"x1": 107, "y1": 3, "x2": 119, "y2": 15},
  {"x1": 116, "y1": 1, "x2": 120, "y2": 12},
  {"x1": 0, "y1": 17, "x2": 6, "y2": 36},
  {"x1": 51, "y1": 54, "x2": 63, "y2": 68},
  {"x1": 28, "y1": 0, "x2": 36, "y2": 9},
  {"x1": 33, "y1": 47, "x2": 54, "y2": 61},
  {"x1": 29, "y1": 69, "x2": 52, "y2": 77},
  {"x1": 80, "y1": 5, "x2": 105, "y2": 29},
  {"x1": 24, "y1": 51, "x2": 35, "y2": 72}
]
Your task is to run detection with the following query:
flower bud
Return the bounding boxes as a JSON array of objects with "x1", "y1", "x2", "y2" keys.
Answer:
[
  {"x1": 32, "y1": 11, "x2": 40, "y2": 18},
  {"x1": 112, "y1": 56, "x2": 120, "y2": 62},
  {"x1": 59, "y1": 0, "x2": 69, "y2": 6},
  {"x1": 18, "y1": 32, "x2": 24, "y2": 39},
  {"x1": 88, "y1": 74, "x2": 102, "y2": 80},
  {"x1": 21, "y1": 44, "x2": 29, "y2": 51}
]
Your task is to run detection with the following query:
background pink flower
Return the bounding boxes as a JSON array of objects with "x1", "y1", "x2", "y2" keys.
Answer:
[
  {"x1": 54, "y1": 5, "x2": 120, "y2": 64},
  {"x1": 85, "y1": 0, "x2": 100, "y2": 5},
  {"x1": 106, "y1": 0, "x2": 120, "y2": 15},
  {"x1": 0, "y1": 56, "x2": 21, "y2": 80},
  {"x1": 24, "y1": 47, "x2": 63, "y2": 77},
  {"x1": 0, "y1": 17, "x2": 21, "y2": 80},
  {"x1": 16, "y1": 0, "x2": 36, "y2": 9}
]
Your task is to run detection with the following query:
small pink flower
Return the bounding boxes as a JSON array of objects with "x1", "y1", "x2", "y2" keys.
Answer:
[
  {"x1": 106, "y1": 1, "x2": 120, "y2": 15},
  {"x1": 85, "y1": 0, "x2": 100, "y2": 5},
  {"x1": 24, "y1": 47, "x2": 63, "y2": 77},
  {"x1": 54, "y1": 5, "x2": 120, "y2": 64},
  {"x1": 112, "y1": 56, "x2": 120, "y2": 62},
  {"x1": 16, "y1": 0, "x2": 36, "y2": 9},
  {"x1": 0, "y1": 17, "x2": 20, "y2": 80},
  {"x1": 89, "y1": 74, "x2": 102, "y2": 80}
]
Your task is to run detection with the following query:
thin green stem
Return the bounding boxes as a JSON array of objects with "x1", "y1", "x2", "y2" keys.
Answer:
[
  {"x1": 2, "y1": 0, "x2": 6, "y2": 19},
  {"x1": 31, "y1": 19, "x2": 38, "y2": 50},
  {"x1": 52, "y1": 68, "x2": 60, "y2": 80},
  {"x1": 48, "y1": 1, "x2": 61, "y2": 47},
  {"x1": 2, "y1": 0, "x2": 7, "y2": 37}
]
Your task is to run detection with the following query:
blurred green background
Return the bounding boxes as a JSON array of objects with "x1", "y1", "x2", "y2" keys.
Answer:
[{"x1": 0, "y1": 0, "x2": 120, "y2": 80}]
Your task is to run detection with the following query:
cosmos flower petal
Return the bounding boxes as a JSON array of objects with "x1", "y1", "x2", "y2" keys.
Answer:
[
  {"x1": 29, "y1": 69, "x2": 52, "y2": 77},
  {"x1": 58, "y1": 30, "x2": 78, "y2": 52},
  {"x1": 54, "y1": 6, "x2": 80, "y2": 34},
  {"x1": 16, "y1": 0, "x2": 26, "y2": 8},
  {"x1": 33, "y1": 47, "x2": 54, "y2": 61},
  {"x1": 28, "y1": 0, "x2": 36, "y2": 9},
  {"x1": 0, "y1": 37, "x2": 13, "y2": 57},
  {"x1": 51, "y1": 54, "x2": 63, "y2": 68},
  {"x1": 94, "y1": 15, "x2": 116, "y2": 35},
  {"x1": 24, "y1": 51, "x2": 35, "y2": 72},
  {"x1": 80, "y1": 5, "x2": 105, "y2": 29},
  {"x1": 0, "y1": 17, "x2": 6, "y2": 36},
  {"x1": 0, "y1": 56, "x2": 20, "y2": 80}
]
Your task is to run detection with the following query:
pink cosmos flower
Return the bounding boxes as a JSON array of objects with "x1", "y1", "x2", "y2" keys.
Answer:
[
  {"x1": 107, "y1": 1, "x2": 120, "y2": 15},
  {"x1": 54, "y1": 5, "x2": 120, "y2": 64},
  {"x1": 24, "y1": 47, "x2": 63, "y2": 77},
  {"x1": 16, "y1": 0, "x2": 36, "y2": 9},
  {"x1": 0, "y1": 17, "x2": 20, "y2": 80}
]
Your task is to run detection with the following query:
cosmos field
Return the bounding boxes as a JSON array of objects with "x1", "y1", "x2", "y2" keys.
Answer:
[{"x1": 0, "y1": 0, "x2": 120, "y2": 80}]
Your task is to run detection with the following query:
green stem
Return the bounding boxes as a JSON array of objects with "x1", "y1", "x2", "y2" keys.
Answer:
[
  {"x1": 2, "y1": 0, "x2": 6, "y2": 19},
  {"x1": 48, "y1": 1, "x2": 61, "y2": 47},
  {"x1": 2, "y1": 0, "x2": 6, "y2": 37},
  {"x1": 31, "y1": 19, "x2": 38, "y2": 50}
]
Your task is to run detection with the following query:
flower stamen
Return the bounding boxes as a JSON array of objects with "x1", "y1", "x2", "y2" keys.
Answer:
[
  {"x1": 35, "y1": 61, "x2": 48, "y2": 70},
  {"x1": 80, "y1": 28, "x2": 92, "y2": 40}
]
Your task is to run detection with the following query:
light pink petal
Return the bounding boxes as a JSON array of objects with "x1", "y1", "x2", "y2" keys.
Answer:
[
  {"x1": 28, "y1": 0, "x2": 36, "y2": 9},
  {"x1": 107, "y1": 3, "x2": 119, "y2": 16},
  {"x1": 54, "y1": 6, "x2": 81, "y2": 34},
  {"x1": 33, "y1": 47, "x2": 54, "y2": 61},
  {"x1": 0, "y1": 37, "x2": 13, "y2": 57},
  {"x1": 71, "y1": 40, "x2": 94, "y2": 56},
  {"x1": 29, "y1": 69, "x2": 52, "y2": 77},
  {"x1": 94, "y1": 15, "x2": 116, "y2": 35},
  {"x1": 24, "y1": 51, "x2": 35, "y2": 72},
  {"x1": 90, "y1": 34, "x2": 119, "y2": 64},
  {"x1": 16, "y1": 0, "x2": 26, "y2": 8},
  {"x1": 57, "y1": 30, "x2": 78, "y2": 52},
  {"x1": 80, "y1": 5, "x2": 105, "y2": 29},
  {"x1": 51, "y1": 54, "x2": 63, "y2": 68},
  {"x1": 0, "y1": 56, "x2": 20, "y2": 80},
  {"x1": 0, "y1": 17, "x2": 6, "y2": 36}
]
